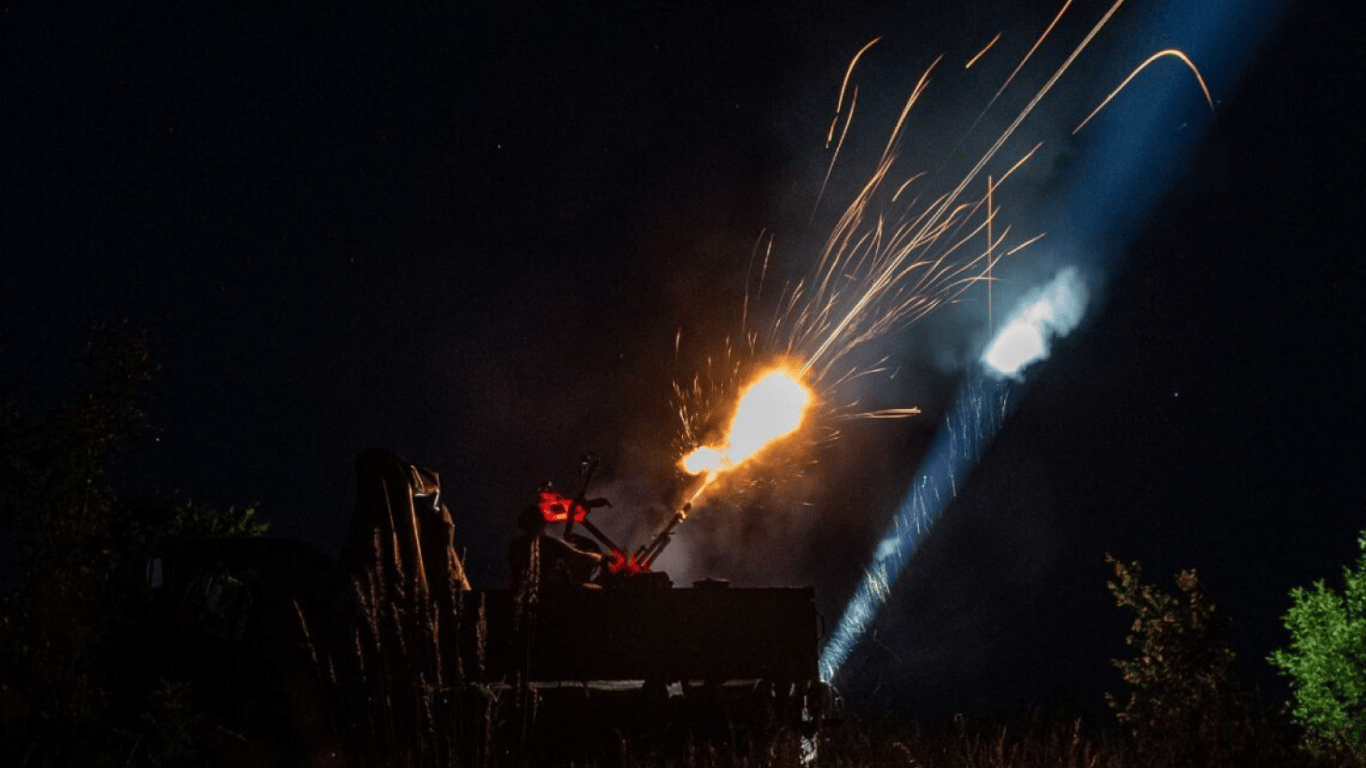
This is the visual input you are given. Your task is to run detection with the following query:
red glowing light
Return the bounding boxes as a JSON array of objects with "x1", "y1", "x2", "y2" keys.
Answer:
[
  {"x1": 538, "y1": 489, "x2": 588, "y2": 523},
  {"x1": 606, "y1": 550, "x2": 650, "y2": 576}
]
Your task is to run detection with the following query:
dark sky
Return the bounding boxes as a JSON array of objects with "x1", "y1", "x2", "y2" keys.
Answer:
[{"x1": 3, "y1": 0, "x2": 1362, "y2": 718}]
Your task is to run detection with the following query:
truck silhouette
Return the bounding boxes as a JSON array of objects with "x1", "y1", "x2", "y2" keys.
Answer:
[{"x1": 151, "y1": 449, "x2": 824, "y2": 766}]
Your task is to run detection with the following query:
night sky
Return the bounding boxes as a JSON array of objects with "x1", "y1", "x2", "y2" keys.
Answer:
[{"x1": 3, "y1": 0, "x2": 1362, "y2": 718}]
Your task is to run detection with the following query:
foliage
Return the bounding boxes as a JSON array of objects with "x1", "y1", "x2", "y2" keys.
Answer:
[
  {"x1": 1104, "y1": 554, "x2": 1265, "y2": 766},
  {"x1": 138, "y1": 678, "x2": 202, "y2": 767},
  {"x1": 0, "y1": 329, "x2": 152, "y2": 566},
  {"x1": 1269, "y1": 531, "x2": 1366, "y2": 764},
  {"x1": 0, "y1": 331, "x2": 267, "y2": 767},
  {"x1": 0, "y1": 330, "x2": 155, "y2": 763},
  {"x1": 119, "y1": 492, "x2": 269, "y2": 549},
  {"x1": 809, "y1": 708, "x2": 1317, "y2": 768},
  {"x1": 814, "y1": 712, "x2": 1127, "y2": 768}
]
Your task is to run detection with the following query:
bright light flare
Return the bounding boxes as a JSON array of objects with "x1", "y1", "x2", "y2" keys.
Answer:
[
  {"x1": 682, "y1": 370, "x2": 812, "y2": 476},
  {"x1": 982, "y1": 266, "x2": 1089, "y2": 378},
  {"x1": 681, "y1": 446, "x2": 723, "y2": 475},
  {"x1": 983, "y1": 322, "x2": 1046, "y2": 376}
]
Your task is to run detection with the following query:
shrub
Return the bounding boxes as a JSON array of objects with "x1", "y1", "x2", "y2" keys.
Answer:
[
  {"x1": 1269, "y1": 531, "x2": 1366, "y2": 764},
  {"x1": 1104, "y1": 554, "x2": 1259, "y2": 766}
]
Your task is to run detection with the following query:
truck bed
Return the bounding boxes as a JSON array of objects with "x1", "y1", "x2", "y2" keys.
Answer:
[{"x1": 464, "y1": 585, "x2": 818, "y2": 684}]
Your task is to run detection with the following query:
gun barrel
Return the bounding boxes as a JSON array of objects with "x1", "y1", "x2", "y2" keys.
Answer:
[
  {"x1": 575, "y1": 518, "x2": 620, "y2": 554},
  {"x1": 639, "y1": 503, "x2": 691, "y2": 566}
]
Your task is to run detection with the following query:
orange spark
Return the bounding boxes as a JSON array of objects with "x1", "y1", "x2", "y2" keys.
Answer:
[
  {"x1": 987, "y1": 175, "x2": 994, "y2": 328},
  {"x1": 998, "y1": 142, "x2": 1043, "y2": 186},
  {"x1": 835, "y1": 37, "x2": 882, "y2": 124},
  {"x1": 1006, "y1": 232, "x2": 1047, "y2": 256},
  {"x1": 881, "y1": 55, "x2": 943, "y2": 163},
  {"x1": 966, "y1": 32, "x2": 1001, "y2": 69},
  {"x1": 1073, "y1": 49, "x2": 1215, "y2": 135},
  {"x1": 817, "y1": 85, "x2": 859, "y2": 215},
  {"x1": 849, "y1": 408, "x2": 922, "y2": 419},
  {"x1": 891, "y1": 171, "x2": 927, "y2": 202},
  {"x1": 998, "y1": 0, "x2": 1075, "y2": 98}
]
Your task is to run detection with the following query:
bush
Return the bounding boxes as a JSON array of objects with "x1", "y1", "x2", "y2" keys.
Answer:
[
  {"x1": 1269, "y1": 531, "x2": 1366, "y2": 764},
  {"x1": 0, "y1": 332, "x2": 267, "y2": 766},
  {"x1": 1104, "y1": 554, "x2": 1268, "y2": 766}
]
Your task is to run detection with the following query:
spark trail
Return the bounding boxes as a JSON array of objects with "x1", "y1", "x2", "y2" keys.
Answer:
[
  {"x1": 675, "y1": 0, "x2": 1156, "y2": 477},
  {"x1": 813, "y1": 0, "x2": 1287, "y2": 687}
]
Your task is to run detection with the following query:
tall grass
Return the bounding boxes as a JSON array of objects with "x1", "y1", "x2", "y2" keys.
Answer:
[
  {"x1": 302, "y1": 505, "x2": 491, "y2": 767},
  {"x1": 292, "y1": 560, "x2": 1331, "y2": 768},
  {"x1": 291, "y1": 483, "x2": 1329, "y2": 768}
]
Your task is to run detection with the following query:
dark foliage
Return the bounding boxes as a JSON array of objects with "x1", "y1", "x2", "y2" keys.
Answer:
[
  {"x1": 0, "y1": 332, "x2": 265, "y2": 767},
  {"x1": 1105, "y1": 553, "x2": 1309, "y2": 767}
]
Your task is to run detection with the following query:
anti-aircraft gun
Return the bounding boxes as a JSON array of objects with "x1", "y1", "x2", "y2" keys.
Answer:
[{"x1": 467, "y1": 454, "x2": 826, "y2": 759}]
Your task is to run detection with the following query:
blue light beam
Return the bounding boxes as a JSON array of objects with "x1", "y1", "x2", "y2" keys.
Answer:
[
  {"x1": 817, "y1": 0, "x2": 1291, "y2": 683},
  {"x1": 819, "y1": 268, "x2": 1089, "y2": 682}
]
